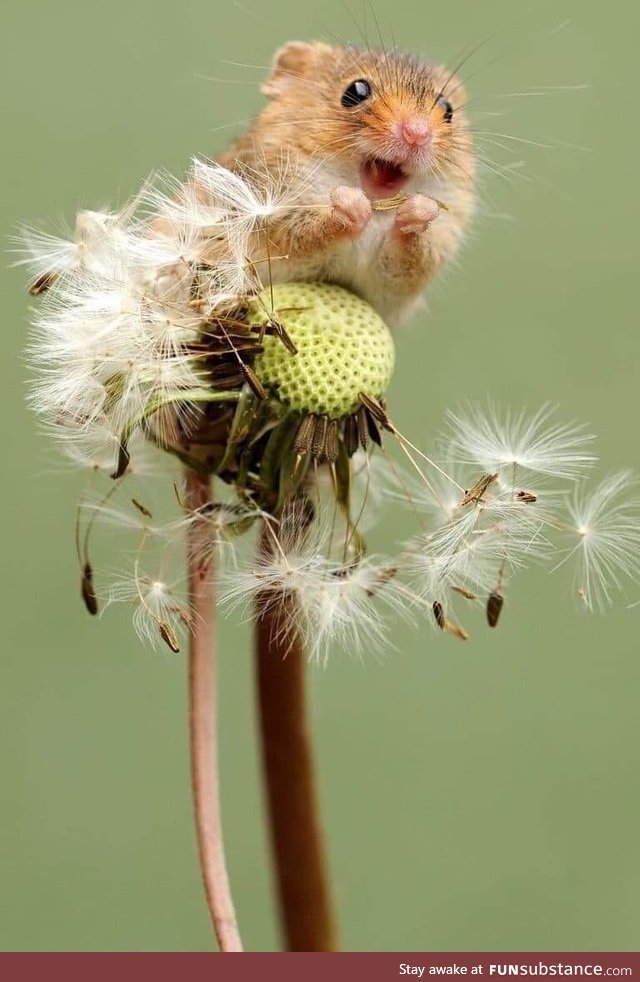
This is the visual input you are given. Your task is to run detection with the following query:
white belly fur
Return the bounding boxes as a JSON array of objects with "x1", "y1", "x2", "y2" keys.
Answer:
[{"x1": 268, "y1": 160, "x2": 447, "y2": 326}]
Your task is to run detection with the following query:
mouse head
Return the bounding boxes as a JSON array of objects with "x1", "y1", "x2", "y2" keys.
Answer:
[{"x1": 261, "y1": 41, "x2": 474, "y2": 198}]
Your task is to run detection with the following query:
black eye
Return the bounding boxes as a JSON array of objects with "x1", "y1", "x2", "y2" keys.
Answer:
[
  {"x1": 341, "y1": 79, "x2": 372, "y2": 108},
  {"x1": 436, "y1": 95, "x2": 453, "y2": 123}
]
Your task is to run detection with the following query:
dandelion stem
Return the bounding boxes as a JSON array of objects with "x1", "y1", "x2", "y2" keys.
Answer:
[
  {"x1": 185, "y1": 468, "x2": 243, "y2": 952},
  {"x1": 254, "y1": 523, "x2": 339, "y2": 952}
]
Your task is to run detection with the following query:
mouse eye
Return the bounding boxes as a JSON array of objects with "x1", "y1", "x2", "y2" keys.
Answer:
[
  {"x1": 341, "y1": 79, "x2": 372, "y2": 108},
  {"x1": 435, "y1": 95, "x2": 454, "y2": 123}
]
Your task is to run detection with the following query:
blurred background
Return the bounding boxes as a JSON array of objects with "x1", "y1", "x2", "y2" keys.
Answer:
[{"x1": 1, "y1": 0, "x2": 638, "y2": 953}]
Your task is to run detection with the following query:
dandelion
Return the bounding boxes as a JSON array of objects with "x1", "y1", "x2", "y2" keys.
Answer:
[{"x1": 19, "y1": 156, "x2": 640, "y2": 954}]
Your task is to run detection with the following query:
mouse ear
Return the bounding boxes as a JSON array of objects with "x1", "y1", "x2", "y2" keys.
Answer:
[{"x1": 262, "y1": 41, "x2": 332, "y2": 97}]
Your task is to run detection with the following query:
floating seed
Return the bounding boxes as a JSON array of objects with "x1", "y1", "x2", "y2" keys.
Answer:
[
  {"x1": 451, "y1": 585, "x2": 477, "y2": 600},
  {"x1": 516, "y1": 490, "x2": 538, "y2": 504},
  {"x1": 460, "y1": 473, "x2": 498, "y2": 506},
  {"x1": 159, "y1": 621, "x2": 180, "y2": 653},
  {"x1": 486, "y1": 590, "x2": 504, "y2": 628},
  {"x1": 432, "y1": 600, "x2": 446, "y2": 630},
  {"x1": 445, "y1": 620, "x2": 469, "y2": 641},
  {"x1": 433, "y1": 600, "x2": 468, "y2": 639},
  {"x1": 81, "y1": 562, "x2": 98, "y2": 616},
  {"x1": 29, "y1": 271, "x2": 58, "y2": 296},
  {"x1": 366, "y1": 566, "x2": 398, "y2": 596},
  {"x1": 131, "y1": 498, "x2": 153, "y2": 519}
]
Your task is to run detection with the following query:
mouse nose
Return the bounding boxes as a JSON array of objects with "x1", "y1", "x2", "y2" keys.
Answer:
[{"x1": 400, "y1": 118, "x2": 431, "y2": 149}]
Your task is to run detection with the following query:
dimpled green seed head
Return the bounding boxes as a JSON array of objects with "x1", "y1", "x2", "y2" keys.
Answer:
[{"x1": 249, "y1": 282, "x2": 395, "y2": 419}]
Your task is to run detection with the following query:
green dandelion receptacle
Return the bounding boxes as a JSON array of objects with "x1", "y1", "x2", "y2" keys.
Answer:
[{"x1": 249, "y1": 282, "x2": 395, "y2": 420}]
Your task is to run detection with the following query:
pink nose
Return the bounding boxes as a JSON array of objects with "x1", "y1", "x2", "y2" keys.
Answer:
[{"x1": 400, "y1": 118, "x2": 431, "y2": 148}]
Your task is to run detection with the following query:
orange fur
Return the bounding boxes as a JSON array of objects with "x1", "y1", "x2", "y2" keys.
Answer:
[{"x1": 218, "y1": 41, "x2": 476, "y2": 326}]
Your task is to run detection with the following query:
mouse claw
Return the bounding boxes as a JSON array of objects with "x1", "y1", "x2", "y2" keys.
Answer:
[
  {"x1": 394, "y1": 194, "x2": 440, "y2": 236},
  {"x1": 330, "y1": 186, "x2": 372, "y2": 237}
]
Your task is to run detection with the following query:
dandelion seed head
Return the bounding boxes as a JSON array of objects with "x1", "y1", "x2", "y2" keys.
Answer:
[{"x1": 250, "y1": 282, "x2": 395, "y2": 419}]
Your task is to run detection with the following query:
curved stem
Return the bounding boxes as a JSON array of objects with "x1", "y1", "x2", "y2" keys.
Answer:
[
  {"x1": 254, "y1": 525, "x2": 339, "y2": 952},
  {"x1": 185, "y1": 468, "x2": 243, "y2": 952}
]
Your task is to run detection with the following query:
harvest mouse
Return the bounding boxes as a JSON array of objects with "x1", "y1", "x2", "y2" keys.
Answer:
[{"x1": 216, "y1": 41, "x2": 476, "y2": 326}]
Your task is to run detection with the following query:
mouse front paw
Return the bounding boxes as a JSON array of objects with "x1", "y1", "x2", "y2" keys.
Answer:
[
  {"x1": 330, "y1": 186, "x2": 372, "y2": 237},
  {"x1": 394, "y1": 194, "x2": 439, "y2": 236}
]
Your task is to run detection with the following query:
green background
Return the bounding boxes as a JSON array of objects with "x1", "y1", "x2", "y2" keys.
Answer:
[{"x1": 1, "y1": 0, "x2": 638, "y2": 953}]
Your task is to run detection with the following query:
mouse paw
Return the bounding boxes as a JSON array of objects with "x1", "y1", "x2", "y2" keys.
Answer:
[
  {"x1": 394, "y1": 195, "x2": 439, "y2": 236},
  {"x1": 330, "y1": 186, "x2": 372, "y2": 237}
]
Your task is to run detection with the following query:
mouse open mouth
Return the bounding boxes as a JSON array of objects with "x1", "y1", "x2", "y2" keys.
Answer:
[{"x1": 360, "y1": 157, "x2": 409, "y2": 199}]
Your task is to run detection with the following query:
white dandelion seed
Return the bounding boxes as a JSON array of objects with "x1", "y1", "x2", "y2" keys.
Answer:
[
  {"x1": 557, "y1": 471, "x2": 640, "y2": 611},
  {"x1": 144, "y1": 166, "x2": 228, "y2": 231},
  {"x1": 126, "y1": 218, "x2": 206, "y2": 272},
  {"x1": 409, "y1": 523, "x2": 502, "y2": 600},
  {"x1": 220, "y1": 504, "x2": 413, "y2": 664},
  {"x1": 14, "y1": 223, "x2": 86, "y2": 284},
  {"x1": 445, "y1": 403, "x2": 596, "y2": 480},
  {"x1": 81, "y1": 498, "x2": 188, "y2": 541},
  {"x1": 387, "y1": 456, "x2": 472, "y2": 525},
  {"x1": 407, "y1": 488, "x2": 554, "y2": 603},
  {"x1": 220, "y1": 522, "x2": 328, "y2": 618},
  {"x1": 199, "y1": 240, "x2": 261, "y2": 308},
  {"x1": 399, "y1": 454, "x2": 558, "y2": 604},
  {"x1": 298, "y1": 559, "x2": 415, "y2": 665},
  {"x1": 22, "y1": 161, "x2": 311, "y2": 465},
  {"x1": 27, "y1": 250, "x2": 210, "y2": 452},
  {"x1": 107, "y1": 570, "x2": 192, "y2": 651},
  {"x1": 192, "y1": 157, "x2": 302, "y2": 230},
  {"x1": 13, "y1": 197, "x2": 147, "y2": 287},
  {"x1": 43, "y1": 420, "x2": 157, "y2": 474},
  {"x1": 184, "y1": 501, "x2": 265, "y2": 569},
  {"x1": 222, "y1": 551, "x2": 410, "y2": 665}
]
